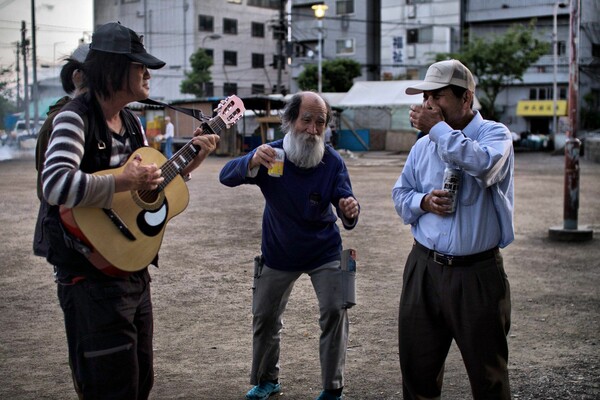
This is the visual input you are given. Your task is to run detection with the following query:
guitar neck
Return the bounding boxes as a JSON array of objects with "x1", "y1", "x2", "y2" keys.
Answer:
[{"x1": 158, "y1": 116, "x2": 225, "y2": 190}]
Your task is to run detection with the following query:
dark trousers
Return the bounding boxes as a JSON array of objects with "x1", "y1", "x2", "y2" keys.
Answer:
[
  {"x1": 57, "y1": 270, "x2": 154, "y2": 400},
  {"x1": 398, "y1": 243, "x2": 511, "y2": 400}
]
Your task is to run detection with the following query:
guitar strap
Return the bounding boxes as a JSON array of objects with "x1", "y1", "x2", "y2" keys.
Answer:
[{"x1": 140, "y1": 98, "x2": 209, "y2": 123}]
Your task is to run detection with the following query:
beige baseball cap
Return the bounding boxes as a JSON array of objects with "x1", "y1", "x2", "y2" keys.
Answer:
[{"x1": 405, "y1": 59, "x2": 475, "y2": 95}]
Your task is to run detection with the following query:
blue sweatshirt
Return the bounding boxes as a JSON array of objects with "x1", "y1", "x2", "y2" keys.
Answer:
[{"x1": 219, "y1": 140, "x2": 357, "y2": 271}]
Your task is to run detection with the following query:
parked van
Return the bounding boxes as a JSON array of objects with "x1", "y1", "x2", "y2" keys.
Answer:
[{"x1": 9, "y1": 120, "x2": 44, "y2": 148}]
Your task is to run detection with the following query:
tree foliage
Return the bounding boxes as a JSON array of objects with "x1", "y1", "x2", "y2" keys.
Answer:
[
  {"x1": 0, "y1": 67, "x2": 16, "y2": 130},
  {"x1": 180, "y1": 49, "x2": 213, "y2": 98},
  {"x1": 436, "y1": 21, "x2": 550, "y2": 121},
  {"x1": 297, "y1": 58, "x2": 362, "y2": 92}
]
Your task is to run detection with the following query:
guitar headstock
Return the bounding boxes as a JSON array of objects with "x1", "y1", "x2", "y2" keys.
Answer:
[{"x1": 214, "y1": 95, "x2": 246, "y2": 128}]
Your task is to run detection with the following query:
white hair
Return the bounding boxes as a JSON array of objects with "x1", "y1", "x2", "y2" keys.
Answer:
[{"x1": 283, "y1": 129, "x2": 325, "y2": 169}]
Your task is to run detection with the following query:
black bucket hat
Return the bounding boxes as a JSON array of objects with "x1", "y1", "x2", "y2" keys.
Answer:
[{"x1": 90, "y1": 22, "x2": 166, "y2": 69}]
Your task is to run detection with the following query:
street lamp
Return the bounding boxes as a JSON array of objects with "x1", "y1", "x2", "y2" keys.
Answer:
[
  {"x1": 312, "y1": 4, "x2": 328, "y2": 93},
  {"x1": 552, "y1": 1, "x2": 568, "y2": 137},
  {"x1": 202, "y1": 33, "x2": 222, "y2": 48}
]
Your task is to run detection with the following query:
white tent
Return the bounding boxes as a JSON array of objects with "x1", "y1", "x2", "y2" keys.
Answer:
[
  {"x1": 336, "y1": 80, "x2": 482, "y2": 109},
  {"x1": 326, "y1": 81, "x2": 480, "y2": 151},
  {"x1": 337, "y1": 81, "x2": 424, "y2": 108}
]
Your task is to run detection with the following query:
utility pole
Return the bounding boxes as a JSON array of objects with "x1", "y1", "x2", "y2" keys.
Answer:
[
  {"x1": 31, "y1": 0, "x2": 39, "y2": 126},
  {"x1": 548, "y1": 0, "x2": 592, "y2": 242},
  {"x1": 275, "y1": 0, "x2": 285, "y2": 94},
  {"x1": 15, "y1": 42, "x2": 21, "y2": 110},
  {"x1": 21, "y1": 21, "x2": 30, "y2": 129}
]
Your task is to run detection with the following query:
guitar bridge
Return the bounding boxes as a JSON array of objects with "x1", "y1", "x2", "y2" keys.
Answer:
[{"x1": 103, "y1": 208, "x2": 136, "y2": 241}]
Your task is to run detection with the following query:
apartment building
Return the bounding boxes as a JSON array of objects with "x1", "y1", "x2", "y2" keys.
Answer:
[
  {"x1": 381, "y1": 0, "x2": 600, "y2": 137},
  {"x1": 94, "y1": 0, "x2": 598, "y2": 138},
  {"x1": 94, "y1": 0, "x2": 287, "y2": 100},
  {"x1": 380, "y1": 0, "x2": 462, "y2": 80},
  {"x1": 465, "y1": 0, "x2": 599, "y2": 137},
  {"x1": 287, "y1": 0, "x2": 380, "y2": 93}
]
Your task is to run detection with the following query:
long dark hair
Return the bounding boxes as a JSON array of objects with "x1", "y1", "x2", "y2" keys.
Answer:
[
  {"x1": 83, "y1": 49, "x2": 132, "y2": 99},
  {"x1": 59, "y1": 58, "x2": 84, "y2": 94}
]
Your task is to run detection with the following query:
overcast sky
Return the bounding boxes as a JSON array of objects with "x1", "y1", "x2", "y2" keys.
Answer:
[{"x1": 0, "y1": 0, "x2": 93, "y2": 71}]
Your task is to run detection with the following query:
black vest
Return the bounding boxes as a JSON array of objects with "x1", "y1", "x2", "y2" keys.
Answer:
[{"x1": 34, "y1": 94, "x2": 147, "y2": 280}]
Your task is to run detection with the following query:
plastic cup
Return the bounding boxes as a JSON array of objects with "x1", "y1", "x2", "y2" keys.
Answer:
[{"x1": 268, "y1": 148, "x2": 285, "y2": 177}]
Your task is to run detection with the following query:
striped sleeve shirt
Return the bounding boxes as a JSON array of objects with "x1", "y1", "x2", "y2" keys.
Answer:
[{"x1": 42, "y1": 109, "x2": 140, "y2": 209}]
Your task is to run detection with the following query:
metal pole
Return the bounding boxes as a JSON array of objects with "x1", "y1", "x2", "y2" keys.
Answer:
[
  {"x1": 21, "y1": 21, "x2": 30, "y2": 127},
  {"x1": 31, "y1": 0, "x2": 38, "y2": 126},
  {"x1": 318, "y1": 18, "x2": 322, "y2": 93},
  {"x1": 552, "y1": 2, "x2": 559, "y2": 137},
  {"x1": 547, "y1": 0, "x2": 591, "y2": 243},
  {"x1": 183, "y1": 0, "x2": 188, "y2": 73},
  {"x1": 276, "y1": 0, "x2": 285, "y2": 94},
  {"x1": 564, "y1": 0, "x2": 580, "y2": 230}
]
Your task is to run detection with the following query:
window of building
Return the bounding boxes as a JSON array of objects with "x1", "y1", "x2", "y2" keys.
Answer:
[
  {"x1": 224, "y1": 50, "x2": 237, "y2": 66},
  {"x1": 224, "y1": 82, "x2": 238, "y2": 96},
  {"x1": 336, "y1": 0, "x2": 354, "y2": 15},
  {"x1": 559, "y1": 87, "x2": 567, "y2": 100},
  {"x1": 247, "y1": 0, "x2": 279, "y2": 9},
  {"x1": 407, "y1": 27, "x2": 432, "y2": 44},
  {"x1": 252, "y1": 53, "x2": 265, "y2": 68},
  {"x1": 252, "y1": 84, "x2": 265, "y2": 94},
  {"x1": 336, "y1": 38, "x2": 355, "y2": 55},
  {"x1": 557, "y1": 41, "x2": 566, "y2": 56},
  {"x1": 122, "y1": 0, "x2": 140, "y2": 3},
  {"x1": 592, "y1": 43, "x2": 600, "y2": 58},
  {"x1": 204, "y1": 82, "x2": 214, "y2": 97},
  {"x1": 224, "y1": 18, "x2": 238, "y2": 35},
  {"x1": 199, "y1": 15, "x2": 214, "y2": 32},
  {"x1": 406, "y1": 0, "x2": 432, "y2": 4},
  {"x1": 227, "y1": 0, "x2": 242, "y2": 3},
  {"x1": 407, "y1": 29, "x2": 418, "y2": 44},
  {"x1": 529, "y1": 87, "x2": 566, "y2": 101},
  {"x1": 252, "y1": 22, "x2": 265, "y2": 38}
]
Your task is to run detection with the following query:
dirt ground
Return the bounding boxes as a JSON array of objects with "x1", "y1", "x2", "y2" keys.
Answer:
[{"x1": 0, "y1": 147, "x2": 599, "y2": 400}]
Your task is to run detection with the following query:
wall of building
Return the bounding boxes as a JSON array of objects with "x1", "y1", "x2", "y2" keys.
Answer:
[
  {"x1": 465, "y1": 0, "x2": 599, "y2": 137},
  {"x1": 380, "y1": 0, "x2": 461, "y2": 80},
  {"x1": 288, "y1": 0, "x2": 380, "y2": 93},
  {"x1": 94, "y1": 0, "x2": 285, "y2": 101}
]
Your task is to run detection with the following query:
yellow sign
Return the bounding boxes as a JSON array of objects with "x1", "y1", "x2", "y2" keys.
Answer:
[{"x1": 516, "y1": 100, "x2": 567, "y2": 117}]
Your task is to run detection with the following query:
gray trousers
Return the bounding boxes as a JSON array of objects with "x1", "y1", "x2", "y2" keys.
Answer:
[{"x1": 250, "y1": 260, "x2": 349, "y2": 390}]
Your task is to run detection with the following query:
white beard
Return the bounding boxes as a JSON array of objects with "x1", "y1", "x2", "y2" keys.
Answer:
[{"x1": 283, "y1": 130, "x2": 325, "y2": 169}]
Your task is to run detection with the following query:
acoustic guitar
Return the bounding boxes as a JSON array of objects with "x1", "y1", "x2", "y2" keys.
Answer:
[{"x1": 59, "y1": 96, "x2": 245, "y2": 277}]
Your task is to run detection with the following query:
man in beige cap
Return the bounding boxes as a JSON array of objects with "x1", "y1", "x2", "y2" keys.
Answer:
[{"x1": 392, "y1": 59, "x2": 514, "y2": 399}]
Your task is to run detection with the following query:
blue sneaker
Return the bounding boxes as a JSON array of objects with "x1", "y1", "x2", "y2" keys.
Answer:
[
  {"x1": 316, "y1": 390, "x2": 342, "y2": 400},
  {"x1": 245, "y1": 381, "x2": 281, "y2": 400}
]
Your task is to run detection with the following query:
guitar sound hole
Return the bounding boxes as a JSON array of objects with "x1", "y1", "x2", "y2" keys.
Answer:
[{"x1": 138, "y1": 190, "x2": 159, "y2": 203}]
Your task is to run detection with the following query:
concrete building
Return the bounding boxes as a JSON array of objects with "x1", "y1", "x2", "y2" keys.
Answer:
[
  {"x1": 381, "y1": 0, "x2": 600, "y2": 140},
  {"x1": 380, "y1": 0, "x2": 462, "y2": 80},
  {"x1": 94, "y1": 0, "x2": 288, "y2": 100},
  {"x1": 93, "y1": 0, "x2": 382, "y2": 98},
  {"x1": 287, "y1": 0, "x2": 381, "y2": 92},
  {"x1": 93, "y1": 0, "x2": 598, "y2": 142},
  {"x1": 465, "y1": 0, "x2": 600, "y2": 140}
]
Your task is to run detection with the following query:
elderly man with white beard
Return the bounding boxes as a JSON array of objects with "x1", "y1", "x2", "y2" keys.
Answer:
[{"x1": 220, "y1": 91, "x2": 360, "y2": 400}]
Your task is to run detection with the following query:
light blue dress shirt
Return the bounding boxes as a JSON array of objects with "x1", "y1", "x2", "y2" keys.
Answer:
[{"x1": 392, "y1": 111, "x2": 514, "y2": 256}]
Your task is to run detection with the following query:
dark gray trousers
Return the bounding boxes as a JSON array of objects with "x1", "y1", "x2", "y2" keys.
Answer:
[
  {"x1": 250, "y1": 261, "x2": 348, "y2": 390},
  {"x1": 399, "y1": 243, "x2": 511, "y2": 400},
  {"x1": 57, "y1": 270, "x2": 154, "y2": 400}
]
